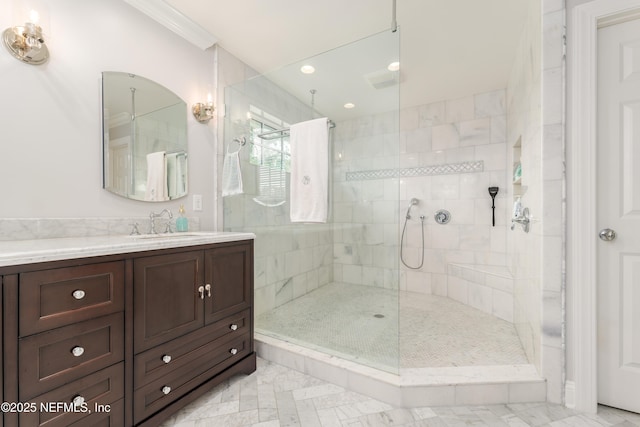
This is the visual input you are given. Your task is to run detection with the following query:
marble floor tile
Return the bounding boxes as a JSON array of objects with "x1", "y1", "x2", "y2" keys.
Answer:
[
  {"x1": 160, "y1": 358, "x2": 639, "y2": 427},
  {"x1": 255, "y1": 282, "x2": 527, "y2": 371}
]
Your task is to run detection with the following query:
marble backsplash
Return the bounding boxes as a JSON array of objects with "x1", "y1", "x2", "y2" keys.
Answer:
[{"x1": 0, "y1": 217, "x2": 201, "y2": 241}]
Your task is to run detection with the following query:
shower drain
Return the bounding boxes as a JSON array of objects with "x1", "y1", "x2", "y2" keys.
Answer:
[{"x1": 373, "y1": 314, "x2": 385, "y2": 318}]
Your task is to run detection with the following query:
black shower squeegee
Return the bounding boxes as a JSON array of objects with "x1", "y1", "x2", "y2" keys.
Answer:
[{"x1": 488, "y1": 187, "x2": 499, "y2": 226}]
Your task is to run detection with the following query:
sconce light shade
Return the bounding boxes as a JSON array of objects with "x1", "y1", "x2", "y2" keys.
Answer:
[
  {"x1": 192, "y1": 102, "x2": 214, "y2": 123},
  {"x1": 3, "y1": 21, "x2": 49, "y2": 65}
]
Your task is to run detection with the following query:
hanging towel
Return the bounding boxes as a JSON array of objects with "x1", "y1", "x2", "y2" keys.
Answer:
[
  {"x1": 145, "y1": 151, "x2": 168, "y2": 201},
  {"x1": 290, "y1": 117, "x2": 329, "y2": 223},
  {"x1": 222, "y1": 144, "x2": 244, "y2": 197}
]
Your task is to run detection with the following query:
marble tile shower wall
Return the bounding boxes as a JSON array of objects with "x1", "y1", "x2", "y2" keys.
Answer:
[
  {"x1": 505, "y1": 0, "x2": 565, "y2": 404},
  {"x1": 332, "y1": 89, "x2": 510, "y2": 305},
  {"x1": 332, "y1": 110, "x2": 401, "y2": 290},
  {"x1": 540, "y1": 0, "x2": 565, "y2": 404},
  {"x1": 221, "y1": 67, "x2": 334, "y2": 318},
  {"x1": 507, "y1": 0, "x2": 543, "y2": 379}
]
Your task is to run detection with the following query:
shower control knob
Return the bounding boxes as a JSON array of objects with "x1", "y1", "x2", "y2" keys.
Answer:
[
  {"x1": 434, "y1": 209, "x2": 451, "y2": 225},
  {"x1": 599, "y1": 228, "x2": 616, "y2": 241}
]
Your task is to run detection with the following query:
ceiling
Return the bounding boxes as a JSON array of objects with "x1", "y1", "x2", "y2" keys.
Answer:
[{"x1": 162, "y1": 0, "x2": 530, "y2": 120}]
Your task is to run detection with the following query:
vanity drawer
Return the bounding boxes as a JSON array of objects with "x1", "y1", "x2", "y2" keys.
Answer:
[
  {"x1": 134, "y1": 333, "x2": 251, "y2": 424},
  {"x1": 134, "y1": 309, "x2": 250, "y2": 388},
  {"x1": 19, "y1": 313, "x2": 125, "y2": 400},
  {"x1": 68, "y1": 399, "x2": 124, "y2": 427},
  {"x1": 20, "y1": 261, "x2": 125, "y2": 336},
  {"x1": 19, "y1": 363, "x2": 124, "y2": 427}
]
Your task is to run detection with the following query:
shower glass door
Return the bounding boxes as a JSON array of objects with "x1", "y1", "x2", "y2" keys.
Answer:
[{"x1": 223, "y1": 29, "x2": 400, "y2": 374}]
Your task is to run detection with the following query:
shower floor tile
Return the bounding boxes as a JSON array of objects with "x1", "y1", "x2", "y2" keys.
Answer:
[{"x1": 255, "y1": 282, "x2": 527, "y2": 371}]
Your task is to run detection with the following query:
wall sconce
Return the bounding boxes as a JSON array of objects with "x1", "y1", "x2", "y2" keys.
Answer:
[
  {"x1": 192, "y1": 93, "x2": 214, "y2": 123},
  {"x1": 2, "y1": 9, "x2": 49, "y2": 65}
]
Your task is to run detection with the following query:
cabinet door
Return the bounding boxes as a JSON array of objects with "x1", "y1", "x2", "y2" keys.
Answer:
[
  {"x1": 203, "y1": 241, "x2": 253, "y2": 325},
  {"x1": 134, "y1": 251, "x2": 204, "y2": 353}
]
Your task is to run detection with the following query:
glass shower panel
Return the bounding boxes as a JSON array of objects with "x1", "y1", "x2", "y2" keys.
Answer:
[{"x1": 223, "y1": 29, "x2": 400, "y2": 374}]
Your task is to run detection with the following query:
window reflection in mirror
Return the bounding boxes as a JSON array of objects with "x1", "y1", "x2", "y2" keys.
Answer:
[{"x1": 101, "y1": 72, "x2": 188, "y2": 202}]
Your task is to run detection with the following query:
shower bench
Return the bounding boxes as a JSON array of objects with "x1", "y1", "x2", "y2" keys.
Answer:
[{"x1": 447, "y1": 263, "x2": 515, "y2": 323}]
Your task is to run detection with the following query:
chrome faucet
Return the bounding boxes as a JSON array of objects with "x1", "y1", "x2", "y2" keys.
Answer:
[
  {"x1": 511, "y1": 207, "x2": 531, "y2": 233},
  {"x1": 149, "y1": 209, "x2": 173, "y2": 234}
]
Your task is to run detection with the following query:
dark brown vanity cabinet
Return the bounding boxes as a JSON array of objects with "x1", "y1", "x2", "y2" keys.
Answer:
[
  {"x1": 4, "y1": 262, "x2": 126, "y2": 427},
  {"x1": 2, "y1": 239, "x2": 256, "y2": 427},
  {"x1": 132, "y1": 240, "x2": 254, "y2": 425}
]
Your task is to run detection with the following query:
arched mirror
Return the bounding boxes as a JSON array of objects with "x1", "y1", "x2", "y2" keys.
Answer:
[{"x1": 101, "y1": 72, "x2": 188, "y2": 202}]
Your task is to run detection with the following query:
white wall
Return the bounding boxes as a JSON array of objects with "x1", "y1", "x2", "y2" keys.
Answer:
[{"x1": 0, "y1": 0, "x2": 217, "y2": 228}]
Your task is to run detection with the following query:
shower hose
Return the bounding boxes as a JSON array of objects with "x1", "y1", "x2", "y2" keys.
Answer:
[{"x1": 400, "y1": 213, "x2": 425, "y2": 270}]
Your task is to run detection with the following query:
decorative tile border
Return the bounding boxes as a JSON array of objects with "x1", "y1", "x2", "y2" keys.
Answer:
[{"x1": 345, "y1": 161, "x2": 484, "y2": 181}]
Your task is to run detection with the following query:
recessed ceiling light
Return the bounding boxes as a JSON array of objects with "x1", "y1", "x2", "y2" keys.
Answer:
[
  {"x1": 388, "y1": 61, "x2": 400, "y2": 71},
  {"x1": 344, "y1": 103, "x2": 355, "y2": 109},
  {"x1": 300, "y1": 65, "x2": 315, "y2": 74}
]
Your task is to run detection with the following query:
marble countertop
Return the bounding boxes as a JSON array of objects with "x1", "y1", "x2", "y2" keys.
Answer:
[{"x1": 0, "y1": 231, "x2": 255, "y2": 267}]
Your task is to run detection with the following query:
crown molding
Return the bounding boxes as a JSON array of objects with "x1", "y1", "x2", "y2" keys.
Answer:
[{"x1": 123, "y1": 0, "x2": 217, "y2": 50}]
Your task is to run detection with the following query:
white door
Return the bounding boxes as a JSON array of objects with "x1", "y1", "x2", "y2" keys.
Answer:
[
  {"x1": 108, "y1": 137, "x2": 131, "y2": 196},
  {"x1": 597, "y1": 18, "x2": 640, "y2": 414}
]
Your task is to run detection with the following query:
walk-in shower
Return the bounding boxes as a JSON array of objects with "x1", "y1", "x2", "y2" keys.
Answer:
[
  {"x1": 223, "y1": 28, "x2": 402, "y2": 373},
  {"x1": 222, "y1": 6, "x2": 544, "y2": 405}
]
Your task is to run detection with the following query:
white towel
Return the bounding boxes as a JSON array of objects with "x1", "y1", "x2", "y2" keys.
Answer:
[
  {"x1": 145, "y1": 151, "x2": 167, "y2": 201},
  {"x1": 222, "y1": 145, "x2": 243, "y2": 197},
  {"x1": 290, "y1": 118, "x2": 329, "y2": 223}
]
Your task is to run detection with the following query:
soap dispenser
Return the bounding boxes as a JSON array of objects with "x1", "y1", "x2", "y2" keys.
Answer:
[{"x1": 176, "y1": 205, "x2": 188, "y2": 232}]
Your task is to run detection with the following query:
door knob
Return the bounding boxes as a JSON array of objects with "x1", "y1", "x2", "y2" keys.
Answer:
[{"x1": 599, "y1": 228, "x2": 616, "y2": 241}]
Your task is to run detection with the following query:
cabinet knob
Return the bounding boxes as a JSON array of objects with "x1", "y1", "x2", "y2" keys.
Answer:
[
  {"x1": 71, "y1": 346, "x2": 85, "y2": 357},
  {"x1": 230, "y1": 348, "x2": 238, "y2": 355},
  {"x1": 72, "y1": 289, "x2": 85, "y2": 300},
  {"x1": 205, "y1": 283, "x2": 212, "y2": 298},
  {"x1": 72, "y1": 395, "x2": 85, "y2": 407},
  {"x1": 198, "y1": 285, "x2": 205, "y2": 300},
  {"x1": 162, "y1": 386, "x2": 171, "y2": 395},
  {"x1": 230, "y1": 324, "x2": 238, "y2": 331},
  {"x1": 162, "y1": 354, "x2": 172, "y2": 364}
]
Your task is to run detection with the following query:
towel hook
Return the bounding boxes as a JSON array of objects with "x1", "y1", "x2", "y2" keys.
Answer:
[{"x1": 227, "y1": 136, "x2": 246, "y2": 154}]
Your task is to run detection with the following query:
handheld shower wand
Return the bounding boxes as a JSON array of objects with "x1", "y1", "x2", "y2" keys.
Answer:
[
  {"x1": 405, "y1": 198, "x2": 419, "y2": 219},
  {"x1": 488, "y1": 187, "x2": 499, "y2": 226},
  {"x1": 401, "y1": 198, "x2": 425, "y2": 269}
]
